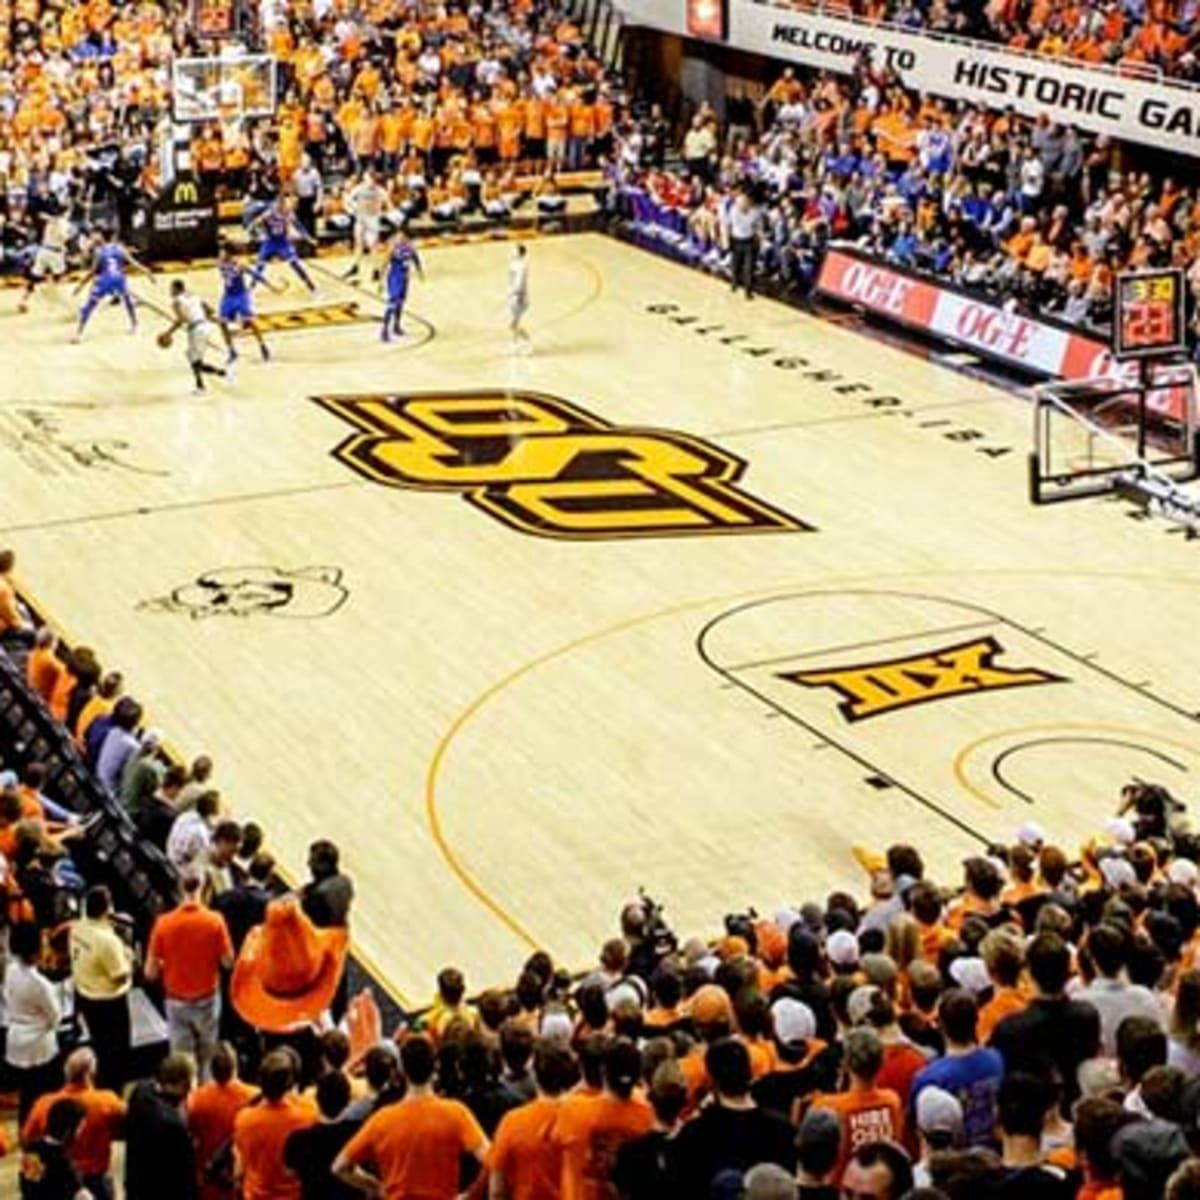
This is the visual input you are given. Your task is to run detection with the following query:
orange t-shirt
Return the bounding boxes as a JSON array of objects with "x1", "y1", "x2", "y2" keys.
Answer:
[
  {"x1": 410, "y1": 113, "x2": 435, "y2": 151},
  {"x1": 48, "y1": 668, "x2": 75, "y2": 723},
  {"x1": 26, "y1": 645, "x2": 65, "y2": 705},
  {"x1": 678, "y1": 1047, "x2": 709, "y2": 1112},
  {"x1": 979, "y1": 985, "x2": 1028, "y2": 1044},
  {"x1": 551, "y1": 1092, "x2": 653, "y2": 1200},
  {"x1": 234, "y1": 1094, "x2": 317, "y2": 1200},
  {"x1": 147, "y1": 900, "x2": 233, "y2": 1001},
  {"x1": 75, "y1": 694, "x2": 114, "y2": 747},
  {"x1": 545, "y1": 101, "x2": 569, "y2": 140},
  {"x1": 190, "y1": 1078, "x2": 257, "y2": 1200},
  {"x1": 524, "y1": 98, "x2": 546, "y2": 139},
  {"x1": 380, "y1": 111, "x2": 404, "y2": 154},
  {"x1": 1077, "y1": 1183, "x2": 1122, "y2": 1200},
  {"x1": 568, "y1": 102, "x2": 594, "y2": 138},
  {"x1": 810, "y1": 1086, "x2": 903, "y2": 1181},
  {"x1": 340, "y1": 1094, "x2": 486, "y2": 1198},
  {"x1": 488, "y1": 1096, "x2": 563, "y2": 1200},
  {"x1": 472, "y1": 105, "x2": 497, "y2": 149},
  {"x1": 21, "y1": 1083, "x2": 125, "y2": 1176}
]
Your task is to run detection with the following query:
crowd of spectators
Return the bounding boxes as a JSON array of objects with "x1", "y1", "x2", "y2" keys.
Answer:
[
  {"x1": 609, "y1": 62, "x2": 1200, "y2": 352},
  {"x1": 0, "y1": 0, "x2": 620, "y2": 268},
  {"x1": 756, "y1": 0, "x2": 1200, "y2": 82},
  {"x1": 11, "y1": 530, "x2": 1200, "y2": 1198}
]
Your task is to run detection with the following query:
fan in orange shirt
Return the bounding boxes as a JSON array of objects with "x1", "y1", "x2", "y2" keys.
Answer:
[
  {"x1": 677, "y1": 984, "x2": 737, "y2": 1112},
  {"x1": 353, "y1": 61, "x2": 382, "y2": 103},
  {"x1": 977, "y1": 930, "x2": 1030, "y2": 1044},
  {"x1": 233, "y1": 1051, "x2": 317, "y2": 1200},
  {"x1": 497, "y1": 99, "x2": 523, "y2": 163},
  {"x1": 522, "y1": 93, "x2": 547, "y2": 164},
  {"x1": 566, "y1": 97, "x2": 594, "y2": 169},
  {"x1": 379, "y1": 106, "x2": 405, "y2": 170},
  {"x1": 312, "y1": 74, "x2": 336, "y2": 113},
  {"x1": 334, "y1": 1035, "x2": 488, "y2": 1198},
  {"x1": 1001, "y1": 844, "x2": 1042, "y2": 909},
  {"x1": 48, "y1": 645, "x2": 99, "y2": 725},
  {"x1": 278, "y1": 111, "x2": 304, "y2": 179},
  {"x1": 551, "y1": 1038, "x2": 652, "y2": 1200},
  {"x1": 20, "y1": 1047, "x2": 125, "y2": 1190},
  {"x1": 190, "y1": 1043, "x2": 257, "y2": 1200},
  {"x1": 809, "y1": 1028, "x2": 904, "y2": 1184},
  {"x1": 487, "y1": 1042, "x2": 575, "y2": 1200},
  {"x1": 472, "y1": 98, "x2": 498, "y2": 164},
  {"x1": 25, "y1": 626, "x2": 65, "y2": 705},
  {"x1": 74, "y1": 671, "x2": 122, "y2": 749},
  {"x1": 545, "y1": 94, "x2": 570, "y2": 168},
  {"x1": 411, "y1": 106, "x2": 436, "y2": 163}
]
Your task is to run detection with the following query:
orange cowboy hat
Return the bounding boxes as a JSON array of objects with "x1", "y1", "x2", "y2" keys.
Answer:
[{"x1": 231, "y1": 897, "x2": 350, "y2": 1033}]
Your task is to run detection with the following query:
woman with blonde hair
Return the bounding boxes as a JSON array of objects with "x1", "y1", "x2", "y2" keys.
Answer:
[{"x1": 885, "y1": 912, "x2": 922, "y2": 1008}]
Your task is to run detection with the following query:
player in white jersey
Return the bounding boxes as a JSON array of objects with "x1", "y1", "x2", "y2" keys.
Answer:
[
  {"x1": 19, "y1": 208, "x2": 73, "y2": 312},
  {"x1": 344, "y1": 170, "x2": 387, "y2": 281},
  {"x1": 507, "y1": 243, "x2": 531, "y2": 354},
  {"x1": 160, "y1": 279, "x2": 234, "y2": 392}
]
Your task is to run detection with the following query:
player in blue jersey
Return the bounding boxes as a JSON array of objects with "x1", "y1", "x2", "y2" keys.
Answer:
[
  {"x1": 72, "y1": 228, "x2": 152, "y2": 342},
  {"x1": 379, "y1": 231, "x2": 424, "y2": 342},
  {"x1": 218, "y1": 243, "x2": 270, "y2": 362},
  {"x1": 247, "y1": 197, "x2": 317, "y2": 292}
]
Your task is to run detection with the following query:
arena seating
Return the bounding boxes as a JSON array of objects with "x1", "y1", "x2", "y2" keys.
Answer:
[
  {"x1": 609, "y1": 62, "x2": 1200, "y2": 357},
  {"x1": 0, "y1": 650, "x2": 178, "y2": 939},
  {"x1": 7, "y1": 1, "x2": 1200, "y2": 1197}
]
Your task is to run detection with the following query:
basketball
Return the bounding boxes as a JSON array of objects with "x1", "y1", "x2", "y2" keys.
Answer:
[{"x1": 157, "y1": 330, "x2": 172, "y2": 349}]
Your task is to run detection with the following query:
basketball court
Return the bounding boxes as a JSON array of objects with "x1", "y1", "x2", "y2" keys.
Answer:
[{"x1": 6, "y1": 232, "x2": 1200, "y2": 1008}]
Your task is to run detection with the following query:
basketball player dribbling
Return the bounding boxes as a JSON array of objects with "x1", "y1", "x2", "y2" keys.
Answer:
[{"x1": 160, "y1": 279, "x2": 235, "y2": 393}]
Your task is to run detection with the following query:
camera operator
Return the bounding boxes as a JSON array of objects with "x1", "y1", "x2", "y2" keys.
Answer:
[
  {"x1": 620, "y1": 892, "x2": 678, "y2": 983},
  {"x1": 1118, "y1": 782, "x2": 1184, "y2": 842},
  {"x1": 620, "y1": 903, "x2": 659, "y2": 983}
]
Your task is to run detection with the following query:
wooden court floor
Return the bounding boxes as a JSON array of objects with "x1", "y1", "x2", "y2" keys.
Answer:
[{"x1": 4, "y1": 232, "x2": 1200, "y2": 1008}]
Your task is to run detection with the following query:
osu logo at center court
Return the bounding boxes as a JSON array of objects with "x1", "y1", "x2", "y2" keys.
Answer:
[{"x1": 314, "y1": 391, "x2": 807, "y2": 540}]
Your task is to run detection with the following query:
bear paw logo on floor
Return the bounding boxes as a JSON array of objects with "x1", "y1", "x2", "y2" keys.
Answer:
[{"x1": 137, "y1": 566, "x2": 349, "y2": 620}]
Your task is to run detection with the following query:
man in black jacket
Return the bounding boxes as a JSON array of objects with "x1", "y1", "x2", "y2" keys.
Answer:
[
  {"x1": 671, "y1": 1038, "x2": 797, "y2": 1196},
  {"x1": 989, "y1": 931, "x2": 1101, "y2": 1111},
  {"x1": 124, "y1": 1053, "x2": 198, "y2": 1200}
]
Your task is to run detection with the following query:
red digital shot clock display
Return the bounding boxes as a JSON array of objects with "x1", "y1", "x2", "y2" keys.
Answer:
[{"x1": 1113, "y1": 268, "x2": 1187, "y2": 361}]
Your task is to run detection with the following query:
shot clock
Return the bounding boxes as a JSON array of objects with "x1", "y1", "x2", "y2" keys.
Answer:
[{"x1": 1113, "y1": 268, "x2": 1187, "y2": 361}]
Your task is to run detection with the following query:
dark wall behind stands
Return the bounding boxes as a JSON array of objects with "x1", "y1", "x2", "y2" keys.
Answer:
[{"x1": 623, "y1": 26, "x2": 809, "y2": 124}]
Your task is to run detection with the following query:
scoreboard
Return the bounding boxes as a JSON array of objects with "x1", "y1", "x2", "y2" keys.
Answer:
[{"x1": 1113, "y1": 268, "x2": 1187, "y2": 361}]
